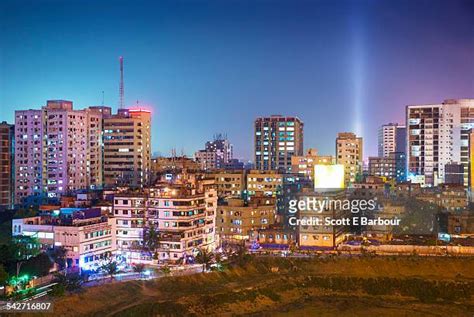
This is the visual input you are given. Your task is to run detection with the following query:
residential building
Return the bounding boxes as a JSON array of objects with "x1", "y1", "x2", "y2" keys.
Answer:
[
  {"x1": 247, "y1": 170, "x2": 283, "y2": 197},
  {"x1": 444, "y1": 163, "x2": 464, "y2": 185},
  {"x1": 103, "y1": 108, "x2": 151, "y2": 188},
  {"x1": 14, "y1": 100, "x2": 104, "y2": 204},
  {"x1": 14, "y1": 109, "x2": 45, "y2": 204},
  {"x1": 147, "y1": 184, "x2": 217, "y2": 263},
  {"x1": 216, "y1": 195, "x2": 276, "y2": 242},
  {"x1": 368, "y1": 152, "x2": 406, "y2": 182},
  {"x1": 296, "y1": 189, "x2": 349, "y2": 249},
  {"x1": 254, "y1": 115, "x2": 303, "y2": 172},
  {"x1": 113, "y1": 194, "x2": 148, "y2": 261},
  {"x1": 350, "y1": 176, "x2": 386, "y2": 200},
  {"x1": 195, "y1": 134, "x2": 233, "y2": 170},
  {"x1": 389, "y1": 182, "x2": 422, "y2": 200},
  {"x1": 406, "y1": 99, "x2": 474, "y2": 186},
  {"x1": 223, "y1": 159, "x2": 244, "y2": 170},
  {"x1": 211, "y1": 170, "x2": 246, "y2": 198},
  {"x1": 0, "y1": 122, "x2": 14, "y2": 209},
  {"x1": 378, "y1": 123, "x2": 406, "y2": 157},
  {"x1": 254, "y1": 226, "x2": 297, "y2": 249},
  {"x1": 336, "y1": 132, "x2": 363, "y2": 186},
  {"x1": 151, "y1": 156, "x2": 200, "y2": 174},
  {"x1": 438, "y1": 211, "x2": 474, "y2": 236},
  {"x1": 416, "y1": 184, "x2": 468, "y2": 212},
  {"x1": 291, "y1": 148, "x2": 334, "y2": 180},
  {"x1": 113, "y1": 183, "x2": 217, "y2": 264},
  {"x1": 12, "y1": 208, "x2": 116, "y2": 271}
]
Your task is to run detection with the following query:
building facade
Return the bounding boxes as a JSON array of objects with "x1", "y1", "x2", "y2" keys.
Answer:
[
  {"x1": 247, "y1": 170, "x2": 283, "y2": 197},
  {"x1": 211, "y1": 171, "x2": 246, "y2": 198},
  {"x1": 216, "y1": 195, "x2": 276, "y2": 242},
  {"x1": 291, "y1": 148, "x2": 334, "y2": 181},
  {"x1": 195, "y1": 134, "x2": 233, "y2": 170},
  {"x1": 406, "y1": 99, "x2": 474, "y2": 186},
  {"x1": 14, "y1": 100, "x2": 104, "y2": 204},
  {"x1": 378, "y1": 123, "x2": 406, "y2": 158},
  {"x1": 12, "y1": 208, "x2": 116, "y2": 271},
  {"x1": 0, "y1": 122, "x2": 14, "y2": 209},
  {"x1": 103, "y1": 108, "x2": 151, "y2": 188},
  {"x1": 148, "y1": 185, "x2": 217, "y2": 263},
  {"x1": 368, "y1": 152, "x2": 406, "y2": 183},
  {"x1": 296, "y1": 189, "x2": 349, "y2": 249},
  {"x1": 336, "y1": 132, "x2": 363, "y2": 186},
  {"x1": 113, "y1": 183, "x2": 217, "y2": 263},
  {"x1": 254, "y1": 115, "x2": 303, "y2": 172}
]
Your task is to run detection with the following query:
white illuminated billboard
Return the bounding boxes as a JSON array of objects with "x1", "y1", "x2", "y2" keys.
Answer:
[{"x1": 314, "y1": 164, "x2": 345, "y2": 189}]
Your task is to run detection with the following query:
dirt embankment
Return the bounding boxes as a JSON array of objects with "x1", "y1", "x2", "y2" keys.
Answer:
[{"x1": 37, "y1": 256, "x2": 474, "y2": 317}]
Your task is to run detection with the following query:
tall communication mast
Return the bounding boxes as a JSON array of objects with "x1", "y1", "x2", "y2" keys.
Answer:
[{"x1": 119, "y1": 56, "x2": 124, "y2": 109}]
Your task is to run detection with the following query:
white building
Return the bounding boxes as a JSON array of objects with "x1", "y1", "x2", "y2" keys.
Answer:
[
  {"x1": 113, "y1": 184, "x2": 217, "y2": 264},
  {"x1": 378, "y1": 123, "x2": 406, "y2": 158},
  {"x1": 12, "y1": 208, "x2": 116, "y2": 271},
  {"x1": 14, "y1": 100, "x2": 103, "y2": 203},
  {"x1": 112, "y1": 194, "x2": 148, "y2": 262},
  {"x1": 15, "y1": 109, "x2": 44, "y2": 203},
  {"x1": 406, "y1": 99, "x2": 474, "y2": 186}
]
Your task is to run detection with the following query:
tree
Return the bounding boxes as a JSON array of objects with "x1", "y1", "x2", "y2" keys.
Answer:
[
  {"x1": 20, "y1": 252, "x2": 53, "y2": 277},
  {"x1": 195, "y1": 248, "x2": 214, "y2": 272},
  {"x1": 143, "y1": 223, "x2": 161, "y2": 258},
  {"x1": 213, "y1": 252, "x2": 225, "y2": 271},
  {"x1": 13, "y1": 208, "x2": 37, "y2": 219},
  {"x1": 48, "y1": 246, "x2": 67, "y2": 271},
  {"x1": 231, "y1": 244, "x2": 250, "y2": 266},
  {"x1": 10, "y1": 235, "x2": 40, "y2": 277},
  {"x1": 52, "y1": 272, "x2": 83, "y2": 294},
  {"x1": 100, "y1": 258, "x2": 119, "y2": 280},
  {"x1": 214, "y1": 252, "x2": 223, "y2": 265},
  {"x1": 161, "y1": 265, "x2": 171, "y2": 275}
]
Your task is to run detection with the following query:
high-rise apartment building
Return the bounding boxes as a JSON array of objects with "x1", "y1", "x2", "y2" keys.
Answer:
[
  {"x1": 336, "y1": 132, "x2": 363, "y2": 186},
  {"x1": 103, "y1": 108, "x2": 151, "y2": 188},
  {"x1": 15, "y1": 109, "x2": 44, "y2": 204},
  {"x1": 254, "y1": 115, "x2": 303, "y2": 172},
  {"x1": 406, "y1": 99, "x2": 474, "y2": 186},
  {"x1": 14, "y1": 100, "x2": 104, "y2": 203},
  {"x1": 195, "y1": 134, "x2": 233, "y2": 170},
  {"x1": 0, "y1": 122, "x2": 14, "y2": 209},
  {"x1": 378, "y1": 123, "x2": 406, "y2": 157}
]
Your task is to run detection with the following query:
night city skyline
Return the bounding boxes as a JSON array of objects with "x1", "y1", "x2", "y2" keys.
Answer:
[
  {"x1": 1, "y1": 0, "x2": 474, "y2": 160},
  {"x1": 1, "y1": 1, "x2": 474, "y2": 315}
]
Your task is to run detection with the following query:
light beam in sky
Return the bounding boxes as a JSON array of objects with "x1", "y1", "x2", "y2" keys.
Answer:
[{"x1": 350, "y1": 11, "x2": 366, "y2": 140}]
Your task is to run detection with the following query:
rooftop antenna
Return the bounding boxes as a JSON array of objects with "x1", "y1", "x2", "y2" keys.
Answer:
[
  {"x1": 101, "y1": 91, "x2": 105, "y2": 106},
  {"x1": 119, "y1": 56, "x2": 124, "y2": 109}
]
